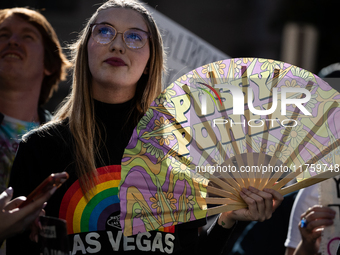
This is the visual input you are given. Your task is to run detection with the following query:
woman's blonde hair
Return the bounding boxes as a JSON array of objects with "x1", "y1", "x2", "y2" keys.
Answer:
[{"x1": 53, "y1": 0, "x2": 165, "y2": 194}]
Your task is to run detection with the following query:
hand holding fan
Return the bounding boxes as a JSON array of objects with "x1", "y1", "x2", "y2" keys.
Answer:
[{"x1": 119, "y1": 58, "x2": 340, "y2": 236}]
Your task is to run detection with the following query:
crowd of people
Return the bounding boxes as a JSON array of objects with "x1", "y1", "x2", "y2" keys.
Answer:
[{"x1": 0, "y1": 1, "x2": 338, "y2": 254}]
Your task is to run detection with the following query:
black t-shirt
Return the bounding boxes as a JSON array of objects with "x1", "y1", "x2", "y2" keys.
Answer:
[{"x1": 7, "y1": 99, "x2": 234, "y2": 255}]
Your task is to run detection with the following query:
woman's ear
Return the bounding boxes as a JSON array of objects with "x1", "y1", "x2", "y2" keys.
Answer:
[{"x1": 143, "y1": 66, "x2": 149, "y2": 75}]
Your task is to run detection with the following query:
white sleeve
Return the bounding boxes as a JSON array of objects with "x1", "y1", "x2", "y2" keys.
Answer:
[{"x1": 284, "y1": 185, "x2": 319, "y2": 249}]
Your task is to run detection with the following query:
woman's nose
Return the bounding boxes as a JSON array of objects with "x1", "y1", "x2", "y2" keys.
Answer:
[{"x1": 109, "y1": 33, "x2": 126, "y2": 53}]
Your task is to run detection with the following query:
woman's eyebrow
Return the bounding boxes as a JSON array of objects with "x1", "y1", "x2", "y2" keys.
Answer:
[
  {"x1": 97, "y1": 22, "x2": 147, "y2": 32},
  {"x1": 98, "y1": 21, "x2": 113, "y2": 26}
]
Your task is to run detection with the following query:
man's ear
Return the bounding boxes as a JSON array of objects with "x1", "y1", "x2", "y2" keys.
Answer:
[{"x1": 44, "y1": 68, "x2": 52, "y2": 76}]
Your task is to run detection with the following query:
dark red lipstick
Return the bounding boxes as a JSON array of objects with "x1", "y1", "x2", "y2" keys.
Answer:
[{"x1": 104, "y1": 57, "x2": 126, "y2": 66}]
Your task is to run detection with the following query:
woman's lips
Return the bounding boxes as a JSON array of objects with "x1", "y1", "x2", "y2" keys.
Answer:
[{"x1": 104, "y1": 57, "x2": 126, "y2": 66}]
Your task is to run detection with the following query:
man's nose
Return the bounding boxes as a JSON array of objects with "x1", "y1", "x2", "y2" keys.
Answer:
[{"x1": 8, "y1": 34, "x2": 21, "y2": 46}]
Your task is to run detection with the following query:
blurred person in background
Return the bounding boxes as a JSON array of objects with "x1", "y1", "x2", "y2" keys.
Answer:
[
  {"x1": 0, "y1": 7, "x2": 70, "y2": 254},
  {"x1": 285, "y1": 63, "x2": 340, "y2": 255}
]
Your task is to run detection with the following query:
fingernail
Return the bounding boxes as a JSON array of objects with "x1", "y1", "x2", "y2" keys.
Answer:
[
  {"x1": 6, "y1": 187, "x2": 13, "y2": 196},
  {"x1": 38, "y1": 221, "x2": 42, "y2": 230},
  {"x1": 35, "y1": 235, "x2": 39, "y2": 243},
  {"x1": 50, "y1": 186, "x2": 57, "y2": 195},
  {"x1": 43, "y1": 202, "x2": 47, "y2": 209}
]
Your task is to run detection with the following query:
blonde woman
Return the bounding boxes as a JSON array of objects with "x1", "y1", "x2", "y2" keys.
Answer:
[{"x1": 7, "y1": 1, "x2": 283, "y2": 254}]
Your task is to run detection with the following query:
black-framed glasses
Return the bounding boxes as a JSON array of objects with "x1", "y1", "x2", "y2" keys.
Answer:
[{"x1": 90, "y1": 23, "x2": 150, "y2": 49}]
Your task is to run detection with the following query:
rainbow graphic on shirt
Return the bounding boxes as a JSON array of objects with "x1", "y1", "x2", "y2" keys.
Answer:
[
  {"x1": 59, "y1": 165, "x2": 174, "y2": 235},
  {"x1": 59, "y1": 165, "x2": 121, "y2": 234}
]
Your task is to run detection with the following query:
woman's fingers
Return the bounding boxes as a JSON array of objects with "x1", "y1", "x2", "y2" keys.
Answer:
[
  {"x1": 23, "y1": 187, "x2": 56, "y2": 242},
  {"x1": 304, "y1": 211, "x2": 336, "y2": 222},
  {"x1": 240, "y1": 189, "x2": 259, "y2": 219},
  {"x1": 241, "y1": 187, "x2": 265, "y2": 221},
  {"x1": 300, "y1": 227, "x2": 323, "y2": 243},
  {"x1": 299, "y1": 206, "x2": 336, "y2": 233},
  {"x1": 263, "y1": 188, "x2": 284, "y2": 211},
  {"x1": 17, "y1": 185, "x2": 56, "y2": 216},
  {"x1": 301, "y1": 205, "x2": 336, "y2": 219},
  {"x1": 297, "y1": 205, "x2": 335, "y2": 250},
  {"x1": 225, "y1": 186, "x2": 284, "y2": 223},
  {"x1": 239, "y1": 186, "x2": 279, "y2": 221},
  {"x1": 249, "y1": 186, "x2": 273, "y2": 219},
  {"x1": 303, "y1": 218, "x2": 334, "y2": 232},
  {"x1": 311, "y1": 228, "x2": 324, "y2": 240},
  {"x1": 0, "y1": 187, "x2": 14, "y2": 209},
  {"x1": 7, "y1": 186, "x2": 55, "y2": 236},
  {"x1": 5, "y1": 196, "x2": 26, "y2": 210},
  {"x1": 29, "y1": 208, "x2": 45, "y2": 243},
  {"x1": 0, "y1": 186, "x2": 58, "y2": 241}
]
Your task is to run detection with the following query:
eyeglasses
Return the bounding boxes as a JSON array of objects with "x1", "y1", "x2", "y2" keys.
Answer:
[{"x1": 90, "y1": 23, "x2": 150, "y2": 49}]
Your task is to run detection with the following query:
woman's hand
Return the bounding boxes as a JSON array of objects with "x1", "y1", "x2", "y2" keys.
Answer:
[
  {"x1": 29, "y1": 206, "x2": 46, "y2": 243},
  {"x1": 0, "y1": 186, "x2": 56, "y2": 243},
  {"x1": 294, "y1": 205, "x2": 336, "y2": 255},
  {"x1": 217, "y1": 186, "x2": 284, "y2": 228}
]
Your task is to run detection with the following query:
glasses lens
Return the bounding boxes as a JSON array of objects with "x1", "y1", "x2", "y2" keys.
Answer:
[
  {"x1": 124, "y1": 29, "x2": 148, "y2": 49},
  {"x1": 92, "y1": 24, "x2": 116, "y2": 44}
]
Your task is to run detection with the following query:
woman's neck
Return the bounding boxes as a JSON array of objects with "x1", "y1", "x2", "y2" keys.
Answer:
[{"x1": 92, "y1": 81, "x2": 136, "y2": 104}]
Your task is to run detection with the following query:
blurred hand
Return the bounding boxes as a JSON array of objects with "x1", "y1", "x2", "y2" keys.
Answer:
[
  {"x1": 0, "y1": 186, "x2": 56, "y2": 243},
  {"x1": 295, "y1": 205, "x2": 336, "y2": 255},
  {"x1": 218, "y1": 186, "x2": 284, "y2": 228},
  {"x1": 29, "y1": 207, "x2": 46, "y2": 243}
]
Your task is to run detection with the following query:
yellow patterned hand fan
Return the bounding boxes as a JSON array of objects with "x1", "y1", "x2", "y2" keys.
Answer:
[{"x1": 119, "y1": 58, "x2": 340, "y2": 236}]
